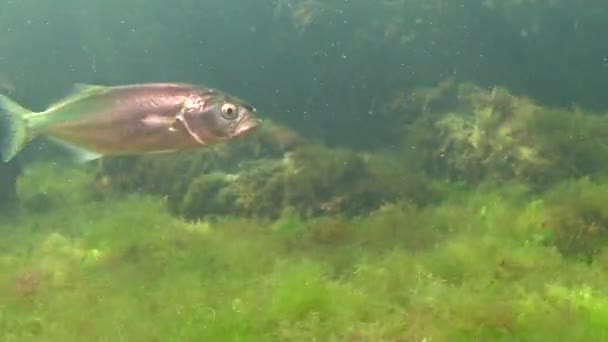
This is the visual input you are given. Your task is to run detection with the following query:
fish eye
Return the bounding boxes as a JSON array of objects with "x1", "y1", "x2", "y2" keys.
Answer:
[{"x1": 221, "y1": 102, "x2": 238, "y2": 120}]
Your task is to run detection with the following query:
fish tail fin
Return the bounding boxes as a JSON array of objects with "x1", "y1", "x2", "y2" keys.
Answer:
[{"x1": 0, "y1": 94, "x2": 34, "y2": 162}]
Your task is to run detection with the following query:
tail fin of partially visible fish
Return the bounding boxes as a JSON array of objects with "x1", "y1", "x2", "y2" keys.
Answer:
[{"x1": 0, "y1": 95, "x2": 33, "y2": 162}]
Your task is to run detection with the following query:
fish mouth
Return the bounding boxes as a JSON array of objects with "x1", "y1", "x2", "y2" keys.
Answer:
[{"x1": 234, "y1": 117, "x2": 262, "y2": 136}]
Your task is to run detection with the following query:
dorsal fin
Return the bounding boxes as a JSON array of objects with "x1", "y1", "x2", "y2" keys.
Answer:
[
  {"x1": 73, "y1": 83, "x2": 108, "y2": 93},
  {"x1": 46, "y1": 83, "x2": 110, "y2": 112}
]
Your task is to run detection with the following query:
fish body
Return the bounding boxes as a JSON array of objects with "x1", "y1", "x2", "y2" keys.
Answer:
[{"x1": 0, "y1": 83, "x2": 262, "y2": 162}]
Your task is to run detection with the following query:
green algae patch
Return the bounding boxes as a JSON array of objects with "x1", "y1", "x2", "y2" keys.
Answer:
[{"x1": 2, "y1": 161, "x2": 608, "y2": 340}]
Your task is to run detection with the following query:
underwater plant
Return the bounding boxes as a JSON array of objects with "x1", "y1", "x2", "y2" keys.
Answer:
[
  {"x1": 539, "y1": 178, "x2": 608, "y2": 262},
  {"x1": 400, "y1": 80, "x2": 608, "y2": 189},
  {"x1": 4, "y1": 162, "x2": 608, "y2": 340},
  {"x1": 98, "y1": 121, "x2": 440, "y2": 219}
]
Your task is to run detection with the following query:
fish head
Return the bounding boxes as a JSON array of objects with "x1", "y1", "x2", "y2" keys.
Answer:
[{"x1": 180, "y1": 90, "x2": 262, "y2": 144}]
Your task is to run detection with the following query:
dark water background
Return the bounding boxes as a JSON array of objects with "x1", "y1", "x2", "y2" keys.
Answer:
[{"x1": 1, "y1": 0, "x2": 607, "y2": 149}]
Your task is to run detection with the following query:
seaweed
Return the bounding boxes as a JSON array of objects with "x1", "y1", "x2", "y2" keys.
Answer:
[
  {"x1": 3, "y1": 162, "x2": 608, "y2": 340},
  {"x1": 400, "y1": 81, "x2": 608, "y2": 190},
  {"x1": 99, "y1": 126, "x2": 440, "y2": 219}
]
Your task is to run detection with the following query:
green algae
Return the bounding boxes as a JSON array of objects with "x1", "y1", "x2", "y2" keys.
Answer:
[
  {"x1": 100, "y1": 138, "x2": 439, "y2": 220},
  {"x1": 396, "y1": 80, "x2": 608, "y2": 192},
  {"x1": 2, "y1": 159, "x2": 608, "y2": 341}
]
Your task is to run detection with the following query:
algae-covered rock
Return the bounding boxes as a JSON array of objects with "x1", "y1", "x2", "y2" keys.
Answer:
[
  {"x1": 97, "y1": 120, "x2": 307, "y2": 216},
  {"x1": 401, "y1": 80, "x2": 608, "y2": 188},
  {"x1": 98, "y1": 121, "x2": 440, "y2": 219},
  {"x1": 183, "y1": 144, "x2": 439, "y2": 219}
]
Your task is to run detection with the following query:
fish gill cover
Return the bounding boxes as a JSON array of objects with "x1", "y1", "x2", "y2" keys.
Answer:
[{"x1": 1, "y1": 0, "x2": 608, "y2": 340}]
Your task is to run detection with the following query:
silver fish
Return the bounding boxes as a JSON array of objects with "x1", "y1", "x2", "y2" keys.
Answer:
[{"x1": 0, "y1": 82, "x2": 262, "y2": 162}]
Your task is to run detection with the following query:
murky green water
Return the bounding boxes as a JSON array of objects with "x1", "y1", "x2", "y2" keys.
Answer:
[{"x1": 1, "y1": 1, "x2": 608, "y2": 340}]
